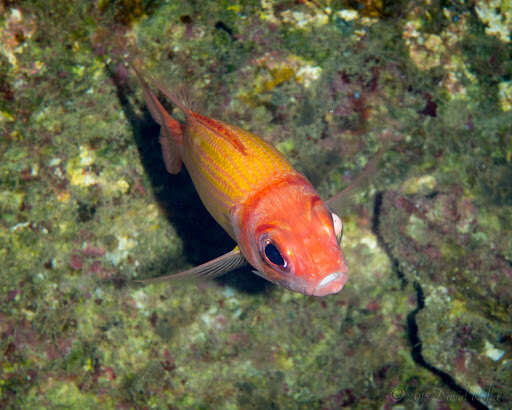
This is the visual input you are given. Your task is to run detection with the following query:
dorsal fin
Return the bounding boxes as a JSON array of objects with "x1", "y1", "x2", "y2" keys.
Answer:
[
  {"x1": 128, "y1": 60, "x2": 184, "y2": 173},
  {"x1": 191, "y1": 113, "x2": 248, "y2": 155},
  {"x1": 130, "y1": 63, "x2": 191, "y2": 116}
]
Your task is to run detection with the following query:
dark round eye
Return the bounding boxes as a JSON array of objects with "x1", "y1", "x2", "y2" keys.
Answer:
[{"x1": 264, "y1": 243, "x2": 287, "y2": 269}]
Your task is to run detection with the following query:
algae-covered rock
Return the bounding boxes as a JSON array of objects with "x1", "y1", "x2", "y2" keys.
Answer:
[{"x1": 378, "y1": 186, "x2": 512, "y2": 406}]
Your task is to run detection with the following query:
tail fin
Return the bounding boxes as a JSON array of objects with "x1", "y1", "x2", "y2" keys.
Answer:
[{"x1": 129, "y1": 61, "x2": 184, "y2": 174}]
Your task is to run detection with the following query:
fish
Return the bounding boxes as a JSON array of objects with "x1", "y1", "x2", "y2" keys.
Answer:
[{"x1": 129, "y1": 62, "x2": 349, "y2": 296}]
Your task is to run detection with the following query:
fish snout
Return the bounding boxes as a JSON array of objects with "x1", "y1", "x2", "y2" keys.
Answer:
[{"x1": 311, "y1": 261, "x2": 349, "y2": 297}]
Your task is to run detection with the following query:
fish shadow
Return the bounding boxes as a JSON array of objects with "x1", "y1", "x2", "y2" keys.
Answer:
[{"x1": 107, "y1": 64, "x2": 269, "y2": 295}]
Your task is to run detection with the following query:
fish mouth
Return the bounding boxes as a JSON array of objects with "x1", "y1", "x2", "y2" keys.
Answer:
[
  {"x1": 311, "y1": 271, "x2": 348, "y2": 296},
  {"x1": 311, "y1": 261, "x2": 349, "y2": 297},
  {"x1": 253, "y1": 261, "x2": 348, "y2": 297}
]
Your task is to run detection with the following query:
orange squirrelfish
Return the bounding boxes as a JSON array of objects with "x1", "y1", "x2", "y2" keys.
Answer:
[{"x1": 131, "y1": 64, "x2": 348, "y2": 296}]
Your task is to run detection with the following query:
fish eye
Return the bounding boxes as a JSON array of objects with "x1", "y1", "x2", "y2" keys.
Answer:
[{"x1": 263, "y1": 242, "x2": 288, "y2": 270}]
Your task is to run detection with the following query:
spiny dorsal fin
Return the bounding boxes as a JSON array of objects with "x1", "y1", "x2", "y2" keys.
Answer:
[
  {"x1": 128, "y1": 60, "x2": 184, "y2": 173},
  {"x1": 129, "y1": 61, "x2": 191, "y2": 116}
]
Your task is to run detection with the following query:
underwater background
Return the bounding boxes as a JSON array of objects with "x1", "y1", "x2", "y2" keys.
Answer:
[{"x1": 1, "y1": 0, "x2": 511, "y2": 408}]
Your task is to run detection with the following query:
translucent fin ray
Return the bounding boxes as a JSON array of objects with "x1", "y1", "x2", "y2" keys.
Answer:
[{"x1": 134, "y1": 247, "x2": 248, "y2": 284}]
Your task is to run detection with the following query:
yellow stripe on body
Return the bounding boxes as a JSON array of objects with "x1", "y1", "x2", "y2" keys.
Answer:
[
  {"x1": 181, "y1": 116, "x2": 296, "y2": 236},
  {"x1": 184, "y1": 145, "x2": 239, "y2": 232},
  {"x1": 185, "y1": 160, "x2": 234, "y2": 231}
]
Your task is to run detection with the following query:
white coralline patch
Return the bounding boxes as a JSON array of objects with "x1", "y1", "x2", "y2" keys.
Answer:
[
  {"x1": 79, "y1": 145, "x2": 95, "y2": 166},
  {"x1": 222, "y1": 287, "x2": 236, "y2": 298},
  {"x1": 402, "y1": 175, "x2": 437, "y2": 196},
  {"x1": 498, "y1": 80, "x2": 512, "y2": 112},
  {"x1": 403, "y1": 20, "x2": 444, "y2": 70},
  {"x1": 0, "y1": 8, "x2": 36, "y2": 66},
  {"x1": 67, "y1": 145, "x2": 98, "y2": 187},
  {"x1": 280, "y1": 10, "x2": 329, "y2": 28},
  {"x1": 336, "y1": 9, "x2": 359, "y2": 21},
  {"x1": 105, "y1": 234, "x2": 137, "y2": 266},
  {"x1": 360, "y1": 235, "x2": 378, "y2": 250},
  {"x1": 116, "y1": 178, "x2": 130, "y2": 193},
  {"x1": 296, "y1": 65, "x2": 322, "y2": 88},
  {"x1": 67, "y1": 145, "x2": 132, "y2": 196},
  {"x1": 132, "y1": 288, "x2": 148, "y2": 310},
  {"x1": 261, "y1": 0, "x2": 328, "y2": 28},
  {"x1": 475, "y1": 0, "x2": 511, "y2": 43},
  {"x1": 49, "y1": 158, "x2": 62, "y2": 167},
  {"x1": 10, "y1": 221, "x2": 30, "y2": 232},
  {"x1": 483, "y1": 340, "x2": 505, "y2": 361},
  {"x1": 200, "y1": 305, "x2": 218, "y2": 327},
  {"x1": 425, "y1": 286, "x2": 450, "y2": 307}
]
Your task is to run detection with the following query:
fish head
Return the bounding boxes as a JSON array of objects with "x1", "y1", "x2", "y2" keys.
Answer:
[{"x1": 234, "y1": 175, "x2": 348, "y2": 296}]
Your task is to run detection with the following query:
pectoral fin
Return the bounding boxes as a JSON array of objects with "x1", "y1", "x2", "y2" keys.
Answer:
[
  {"x1": 134, "y1": 247, "x2": 248, "y2": 284},
  {"x1": 326, "y1": 143, "x2": 386, "y2": 211}
]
